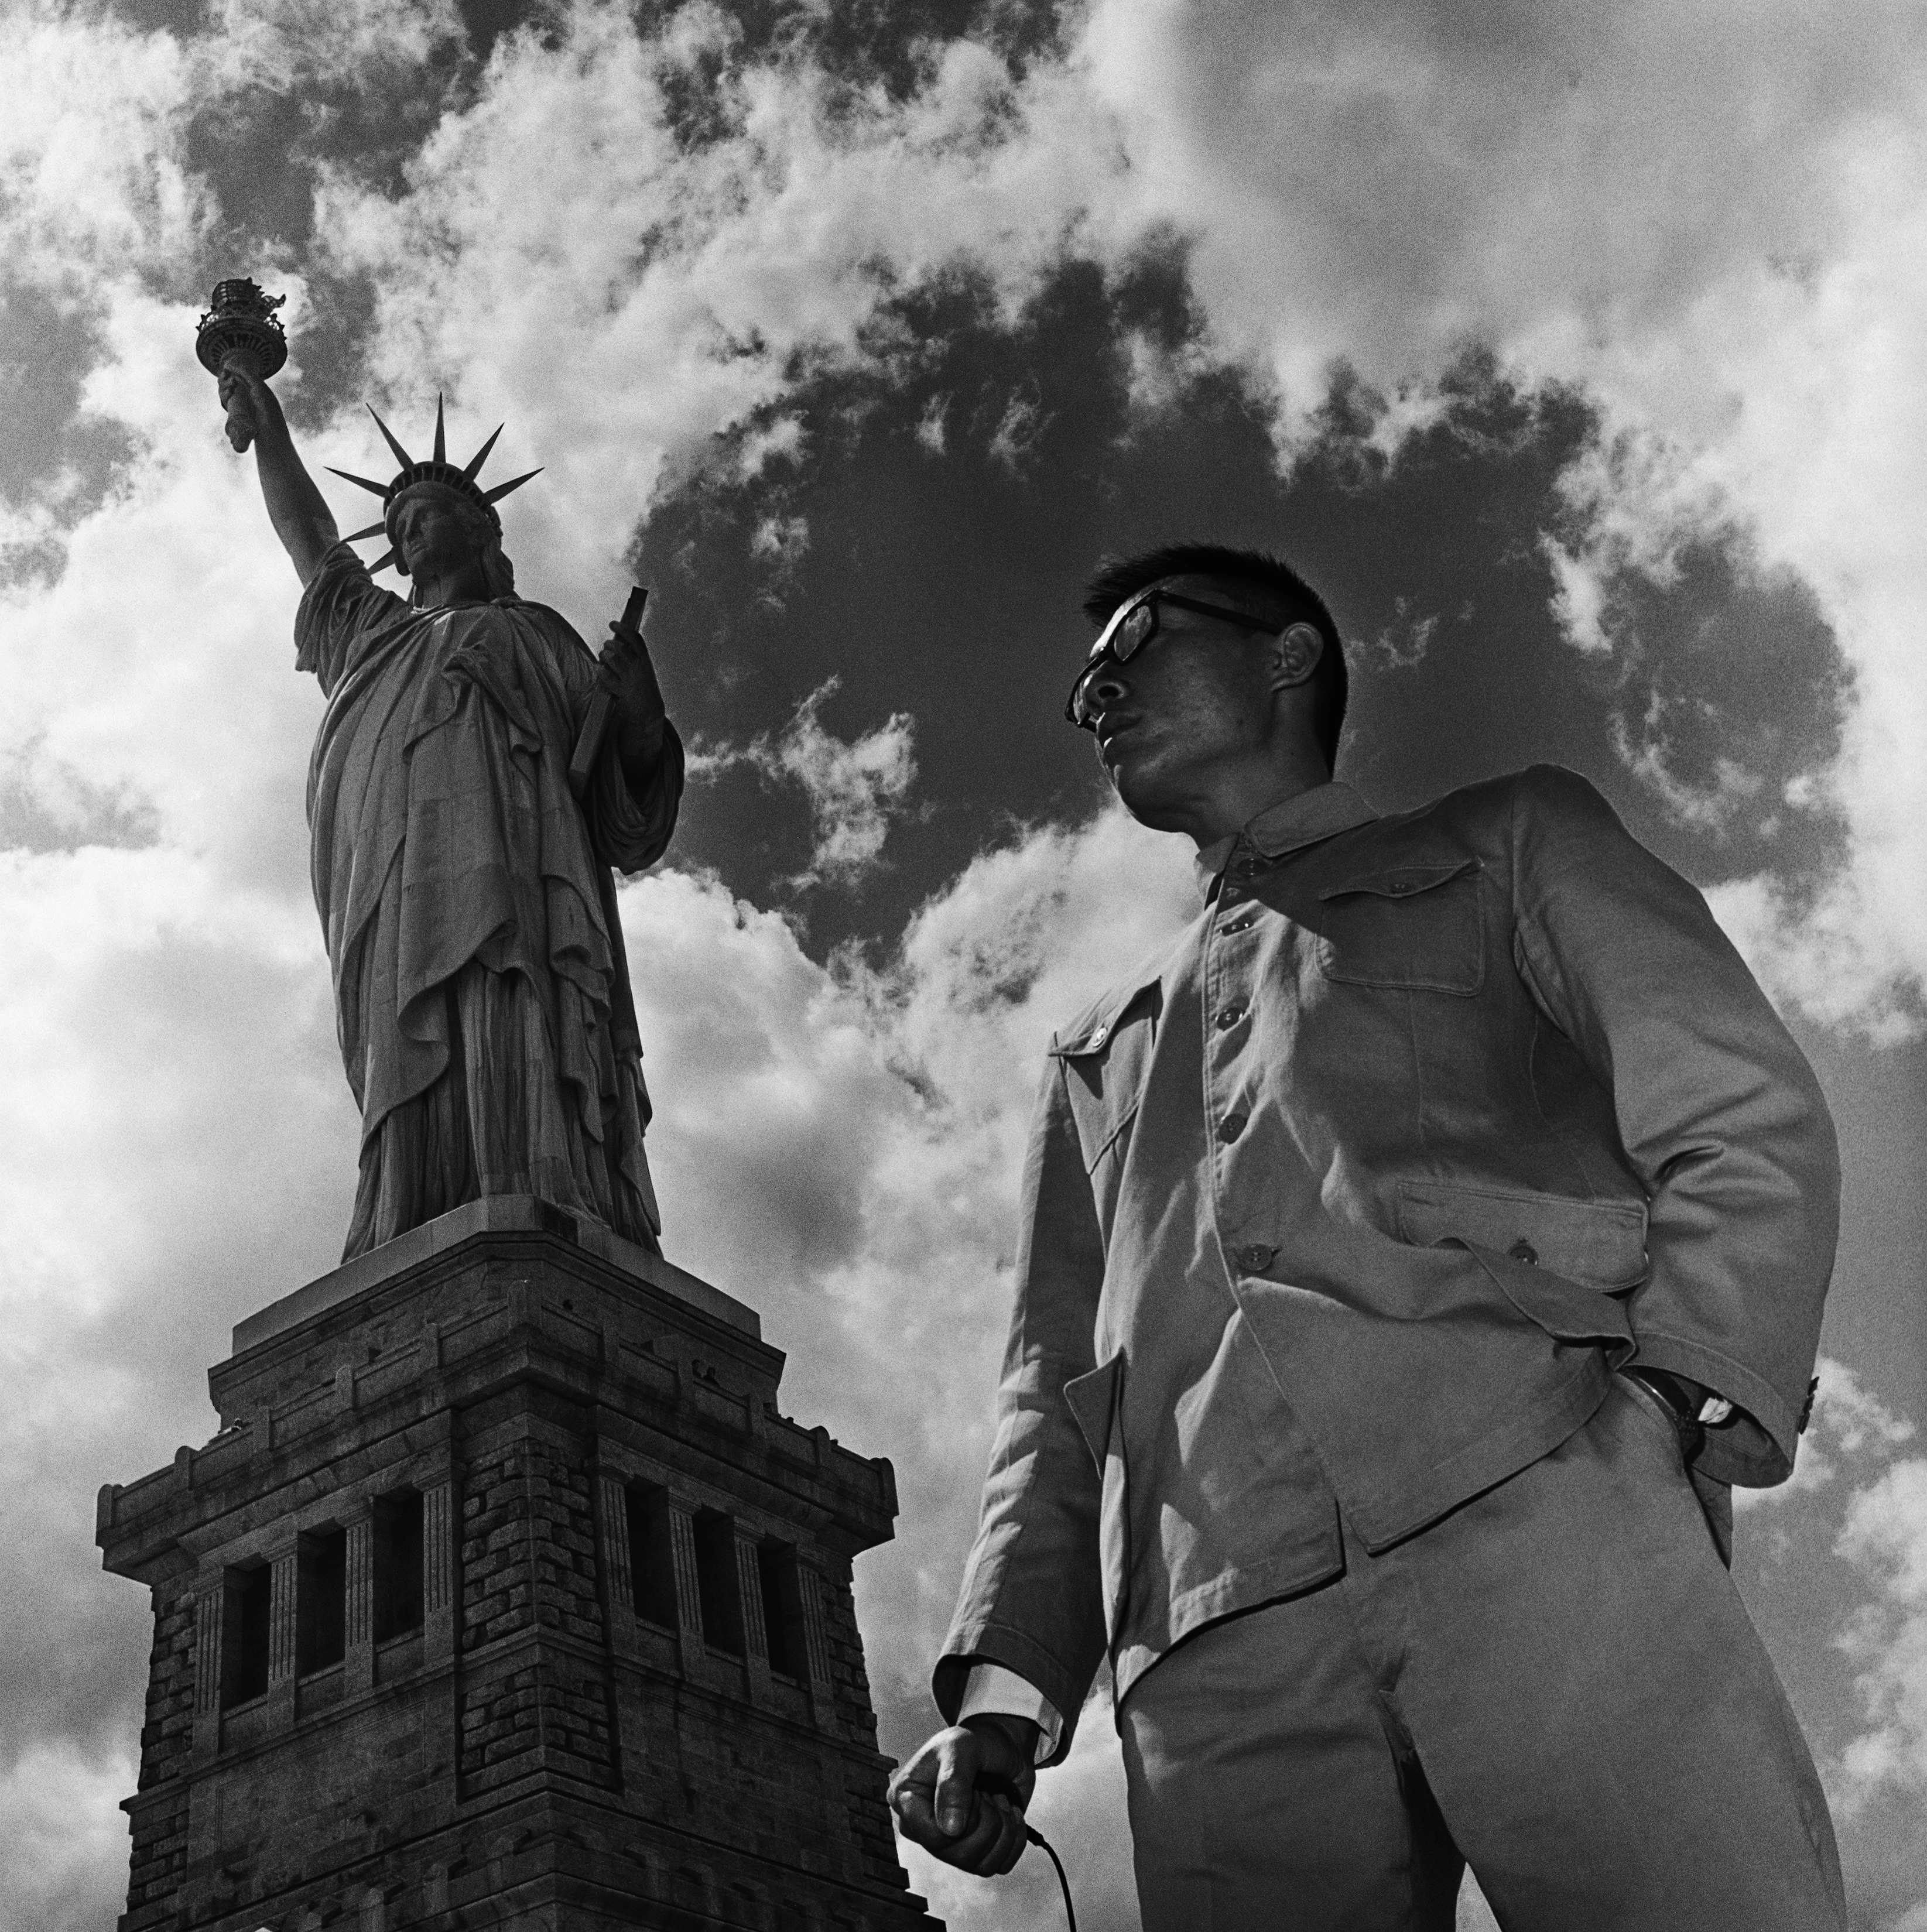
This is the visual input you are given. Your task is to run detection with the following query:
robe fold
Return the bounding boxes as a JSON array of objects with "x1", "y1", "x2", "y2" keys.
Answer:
[{"x1": 295, "y1": 542, "x2": 682, "y2": 1260}]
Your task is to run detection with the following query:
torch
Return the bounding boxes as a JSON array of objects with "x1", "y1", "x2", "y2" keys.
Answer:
[{"x1": 194, "y1": 279, "x2": 288, "y2": 451}]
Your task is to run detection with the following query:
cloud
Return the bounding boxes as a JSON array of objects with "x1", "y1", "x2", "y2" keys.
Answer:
[
  {"x1": 616, "y1": 806, "x2": 1196, "y2": 1931},
  {"x1": 771, "y1": 685, "x2": 915, "y2": 888},
  {"x1": 987, "y1": 385, "x2": 1048, "y2": 472},
  {"x1": 1833, "y1": 1458, "x2": 1927, "y2": 1814},
  {"x1": 690, "y1": 677, "x2": 919, "y2": 888},
  {"x1": 0, "y1": 8, "x2": 197, "y2": 289},
  {"x1": 915, "y1": 392, "x2": 950, "y2": 455},
  {"x1": 1060, "y1": 0, "x2": 1927, "y2": 1030},
  {"x1": 0, "y1": 1740, "x2": 139, "y2": 1932},
  {"x1": 11, "y1": 0, "x2": 1927, "y2": 1037},
  {"x1": 306, "y1": 2, "x2": 1114, "y2": 621},
  {"x1": 749, "y1": 509, "x2": 811, "y2": 573},
  {"x1": 1361, "y1": 598, "x2": 1437, "y2": 671},
  {"x1": 1610, "y1": 716, "x2": 1767, "y2": 838}
]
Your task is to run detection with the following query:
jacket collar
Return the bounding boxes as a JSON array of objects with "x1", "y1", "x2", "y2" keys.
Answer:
[{"x1": 1194, "y1": 781, "x2": 1378, "y2": 897}]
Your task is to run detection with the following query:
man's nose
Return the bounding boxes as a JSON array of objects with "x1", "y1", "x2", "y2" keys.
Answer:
[{"x1": 1085, "y1": 662, "x2": 1131, "y2": 715}]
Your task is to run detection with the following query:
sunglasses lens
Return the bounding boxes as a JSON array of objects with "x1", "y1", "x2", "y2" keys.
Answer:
[
  {"x1": 1069, "y1": 666, "x2": 1100, "y2": 729},
  {"x1": 1114, "y1": 601, "x2": 1156, "y2": 660},
  {"x1": 1068, "y1": 593, "x2": 1163, "y2": 729}
]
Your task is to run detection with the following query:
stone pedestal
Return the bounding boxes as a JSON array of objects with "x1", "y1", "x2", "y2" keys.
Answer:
[{"x1": 98, "y1": 1197, "x2": 941, "y2": 1932}]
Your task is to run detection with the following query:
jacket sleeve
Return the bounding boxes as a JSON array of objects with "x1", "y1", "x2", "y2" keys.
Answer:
[
  {"x1": 1508, "y1": 765, "x2": 1839, "y2": 1486},
  {"x1": 932, "y1": 1056, "x2": 1108, "y2": 1765}
]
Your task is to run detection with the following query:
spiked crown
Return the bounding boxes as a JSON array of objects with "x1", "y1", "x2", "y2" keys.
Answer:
[{"x1": 328, "y1": 396, "x2": 540, "y2": 575}]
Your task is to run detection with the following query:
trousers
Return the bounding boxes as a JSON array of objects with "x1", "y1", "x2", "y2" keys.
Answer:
[{"x1": 1119, "y1": 1373, "x2": 1846, "y2": 1931}]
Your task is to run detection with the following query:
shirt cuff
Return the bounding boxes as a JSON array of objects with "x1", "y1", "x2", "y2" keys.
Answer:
[{"x1": 956, "y1": 1662, "x2": 1065, "y2": 1765}]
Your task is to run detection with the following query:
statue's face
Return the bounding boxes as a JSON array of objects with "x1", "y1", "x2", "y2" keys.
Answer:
[{"x1": 389, "y1": 485, "x2": 484, "y2": 583}]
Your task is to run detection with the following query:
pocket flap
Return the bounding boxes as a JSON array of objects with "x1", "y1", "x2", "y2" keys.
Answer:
[
  {"x1": 1397, "y1": 1179, "x2": 1649, "y2": 1289},
  {"x1": 1318, "y1": 857, "x2": 1480, "y2": 902},
  {"x1": 1062, "y1": 1352, "x2": 1124, "y2": 1471},
  {"x1": 1049, "y1": 974, "x2": 1162, "y2": 1059}
]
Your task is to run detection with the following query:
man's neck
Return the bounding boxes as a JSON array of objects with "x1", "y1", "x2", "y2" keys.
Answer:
[{"x1": 1182, "y1": 758, "x2": 1330, "y2": 852}]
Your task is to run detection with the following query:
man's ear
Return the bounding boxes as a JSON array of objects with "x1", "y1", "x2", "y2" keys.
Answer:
[{"x1": 1269, "y1": 622, "x2": 1324, "y2": 689}]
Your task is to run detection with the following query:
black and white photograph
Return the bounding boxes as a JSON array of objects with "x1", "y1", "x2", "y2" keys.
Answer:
[{"x1": 1, "y1": 2, "x2": 1923, "y2": 1928}]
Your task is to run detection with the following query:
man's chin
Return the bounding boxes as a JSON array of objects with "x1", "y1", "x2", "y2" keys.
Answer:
[{"x1": 1106, "y1": 757, "x2": 1186, "y2": 829}]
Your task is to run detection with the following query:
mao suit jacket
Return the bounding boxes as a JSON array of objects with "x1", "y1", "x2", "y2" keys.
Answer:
[{"x1": 935, "y1": 768, "x2": 1838, "y2": 1763}]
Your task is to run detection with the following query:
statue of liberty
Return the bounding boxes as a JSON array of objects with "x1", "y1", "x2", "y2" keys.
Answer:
[{"x1": 218, "y1": 358, "x2": 682, "y2": 1260}]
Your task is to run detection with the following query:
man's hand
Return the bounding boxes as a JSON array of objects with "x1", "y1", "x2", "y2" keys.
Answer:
[
  {"x1": 601, "y1": 625, "x2": 668, "y2": 764},
  {"x1": 888, "y1": 1716, "x2": 1039, "y2": 1877}
]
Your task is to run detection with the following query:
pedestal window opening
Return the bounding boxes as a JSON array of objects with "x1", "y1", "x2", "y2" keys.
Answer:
[
  {"x1": 757, "y1": 1542, "x2": 807, "y2": 1680},
  {"x1": 297, "y1": 1527, "x2": 348, "y2": 1673},
  {"x1": 223, "y1": 1563, "x2": 272, "y2": 1707},
  {"x1": 625, "y1": 1481, "x2": 679, "y2": 1629},
  {"x1": 692, "y1": 1509, "x2": 744, "y2": 1654},
  {"x1": 374, "y1": 1489, "x2": 425, "y2": 1642}
]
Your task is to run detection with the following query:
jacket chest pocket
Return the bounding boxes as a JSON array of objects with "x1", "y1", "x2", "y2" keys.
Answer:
[
  {"x1": 1050, "y1": 975, "x2": 1162, "y2": 1173},
  {"x1": 1315, "y1": 858, "x2": 1484, "y2": 996}
]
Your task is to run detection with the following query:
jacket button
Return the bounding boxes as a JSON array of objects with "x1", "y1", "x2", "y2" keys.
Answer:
[
  {"x1": 1218, "y1": 1111, "x2": 1247, "y2": 1143},
  {"x1": 1237, "y1": 1244, "x2": 1274, "y2": 1273},
  {"x1": 1214, "y1": 1002, "x2": 1247, "y2": 1031},
  {"x1": 1220, "y1": 913, "x2": 1255, "y2": 935},
  {"x1": 1508, "y1": 1239, "x2": 1538, "y2": 1265},
  {"x1": 1087, "y1": 1026, "x2": 1108, "y2": 1048},
  {"x1": 1389, "y1": 881, "x2": 1412, "y2": 893}
]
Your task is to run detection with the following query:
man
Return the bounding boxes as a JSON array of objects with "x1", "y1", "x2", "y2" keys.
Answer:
[
  {"x1": 220, "y1": 362, "x2": 682, "y2": 1259},
  {"x1": 890, "y1": 544, "x2": 1844, "y2": 1928}
]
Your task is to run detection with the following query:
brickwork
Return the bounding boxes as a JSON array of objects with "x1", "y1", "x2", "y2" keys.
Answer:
[
  {"x1": 98, "y1": 1211, "x2": 939, "y2": 1931},
  {"x1": 817, "y1": 1556, "x2": 882, "y2": 1747},
  {"x1": 125, "y1": 1788, "x2": 190, "y2": 1917},
  {"x1": 136, "y1": 1584, "x2": 196, "y2": 1790}
]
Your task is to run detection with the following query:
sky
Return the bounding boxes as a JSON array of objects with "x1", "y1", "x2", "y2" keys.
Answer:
[{"x1": 1, "y1": 0, "x2": 1925, "y2": 1927}]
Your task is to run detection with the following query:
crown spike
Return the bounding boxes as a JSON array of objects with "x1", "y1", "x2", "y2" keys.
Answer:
[
  {"x1": 367, "y1": 549, "x2": 398, "y2": 575},
  {"x1": 326, "y1": 467, "x2": 394, "y2": 499},
  {"x1": 462, "y1": 424, "x2": 505, "y2": 481},
  {"x1": 433, "y1": 393, "x2": 447, "y2": 465},
  {"x1": 344, "y1": 519, "x2": 389, "y2": 543},
  {"x1": 481, "y1": 466, "x2": 543, "y2": 506},
  {"x1": 365, "y1": 405, "x2": 414, "y2": 471}
]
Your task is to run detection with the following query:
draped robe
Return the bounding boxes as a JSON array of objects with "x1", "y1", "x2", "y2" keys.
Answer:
[{"x1": 295, "y1": 542, "x2": 683, "y2": 1259}]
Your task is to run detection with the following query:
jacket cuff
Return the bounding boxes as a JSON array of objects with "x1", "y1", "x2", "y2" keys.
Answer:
[
  {"x1": 934, "y1": 1623, "x2": 1093, "y2": 1769},
  {"x1": 956, "y1": 1664, "x2": 1064, "y2": 1763},
  {"x1": 1632, "y1": 1331, "x2": 1799, "y2": 1486}
]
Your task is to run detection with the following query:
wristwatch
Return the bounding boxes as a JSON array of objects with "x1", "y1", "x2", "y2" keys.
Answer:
[{"x1": 1624, "y1": 1365, "x2": 1734, "y2": 1436}]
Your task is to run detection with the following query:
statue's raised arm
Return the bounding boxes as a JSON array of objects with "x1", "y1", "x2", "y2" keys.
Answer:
[{"x1": 220, "y1": 359, "x2": 340, "y2": 588}]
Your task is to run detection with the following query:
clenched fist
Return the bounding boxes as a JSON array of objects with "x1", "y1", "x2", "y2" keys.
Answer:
[{"x1": 887, "y1": 1715, "x2": 1039, "y2": 1878}]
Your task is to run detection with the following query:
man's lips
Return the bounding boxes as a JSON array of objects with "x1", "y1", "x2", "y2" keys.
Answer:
[{"x1": 1096, "y1": 715, "x2": 1142, "y2": 752}]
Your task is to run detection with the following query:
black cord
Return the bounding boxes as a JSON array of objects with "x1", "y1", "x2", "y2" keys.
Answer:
[
  {"x1": 1024, "y1": 1822, "x2": 1077, "y2": 1932},
  {"x1": 971, "y1": 1773, "x2": 1076, "y2": 1930}
]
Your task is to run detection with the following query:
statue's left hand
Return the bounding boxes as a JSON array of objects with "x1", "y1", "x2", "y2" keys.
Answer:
[{"x1": 601, "y1": 625, "x2": 668, "y2": 763}]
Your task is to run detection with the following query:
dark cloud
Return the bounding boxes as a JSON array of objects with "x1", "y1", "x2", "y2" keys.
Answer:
[
  {"x1": 641, "y1": 0, "x2": 1065, "y2": 114},
  {"x1": 641, "y1": 286, "x2": 1857, "y2": 956},
  {"x1": 0, "y1": 280, "x2": 137, "y2": 530}
]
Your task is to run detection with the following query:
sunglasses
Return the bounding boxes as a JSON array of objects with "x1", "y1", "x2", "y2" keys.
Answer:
[{"x1": 1065, "y1": 587, "x2": 1285, "y2": 729}]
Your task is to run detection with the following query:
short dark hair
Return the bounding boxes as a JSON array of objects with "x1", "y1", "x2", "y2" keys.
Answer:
[{"x1": 1081, "y1": 543, "x2": 1348, "y2": 773}]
